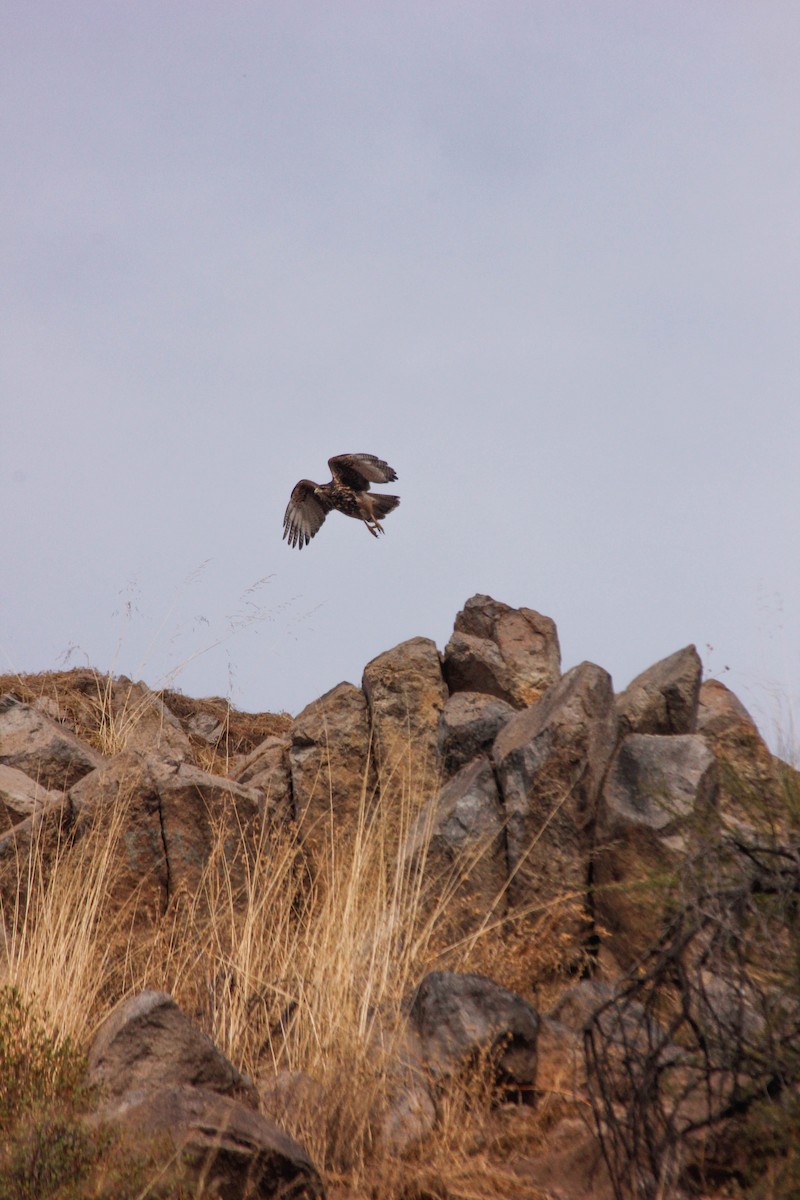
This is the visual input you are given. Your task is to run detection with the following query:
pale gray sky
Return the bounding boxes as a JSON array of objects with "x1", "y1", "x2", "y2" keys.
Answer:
[{"x1": 2, "y1": 3, "x2": 799, "y2": 751}]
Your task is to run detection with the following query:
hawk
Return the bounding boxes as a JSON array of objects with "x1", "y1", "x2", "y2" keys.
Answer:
[{"x1": 283, "y1": 453, "x2": 400, "y2": 550}]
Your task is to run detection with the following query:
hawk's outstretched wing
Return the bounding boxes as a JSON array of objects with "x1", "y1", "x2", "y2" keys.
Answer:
[
  {"x1": 282, "y1": 480, "x2": 334, "y2": 549},
  {"x1": 329, "y1": 453, "x2": 398, "y2": 491}
]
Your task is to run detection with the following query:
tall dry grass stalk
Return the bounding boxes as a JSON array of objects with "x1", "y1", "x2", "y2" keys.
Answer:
[
  {"x1": 1, "y1": 740, "x2": 581, "y2": 1195},
  {"x1": 0, "y1": 793, "x2": 141, "y2": 1045}
]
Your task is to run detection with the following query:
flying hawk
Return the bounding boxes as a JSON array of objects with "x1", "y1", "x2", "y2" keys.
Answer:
[{"x1": 283, "y1": 453, "x2": 400, "y2": 549}]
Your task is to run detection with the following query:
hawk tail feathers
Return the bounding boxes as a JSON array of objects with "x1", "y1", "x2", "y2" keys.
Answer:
[{"x1": 370, "y1": 494, "x2": 400, "y2": 519}]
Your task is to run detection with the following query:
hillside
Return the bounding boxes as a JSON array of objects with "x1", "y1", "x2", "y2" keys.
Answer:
[{"x1": 1, "y1": 594, "x2": 798, "y2": 1200}]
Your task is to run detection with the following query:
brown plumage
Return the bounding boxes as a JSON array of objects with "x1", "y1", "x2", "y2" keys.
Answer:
[{"x1": 283, "y1": 453, "x2": 400, "y2": 550}]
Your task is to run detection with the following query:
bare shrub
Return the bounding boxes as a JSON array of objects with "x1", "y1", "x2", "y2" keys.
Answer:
[{"x1": 585, "y1": 834, "x2": 800, "y2": 1199}]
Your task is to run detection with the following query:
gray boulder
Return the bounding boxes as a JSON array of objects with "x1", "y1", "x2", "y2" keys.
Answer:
[
  {"x1": 493, "y1": 663, "x2": 617, "y2": 946},
  {"x1": 402, "y1": 756, "x2": 507, "y2": 938},
  {"x1": 88, "y1": 989, "x2": 258, "y2": 1106},
  {"x1": 616, "y1": 645, "x2": 702, "y2": 736},
  {"x1": 437, "y1": 691, "x2": 515, "y2": 774},
  {"x1": 103, "y1": 1084, "x2": 324, "y2": 1199},
  {"x1": 593, "y1": 734, "x2": 719, "y2": 966},
  {"x1": 408, "y1": 970, "x2": 540, "y2": 1097}
]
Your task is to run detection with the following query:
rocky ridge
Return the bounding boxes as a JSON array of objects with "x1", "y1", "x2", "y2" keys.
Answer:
[{"x1": 1, "y1": 594, "x2": 797, "y2": 1200}]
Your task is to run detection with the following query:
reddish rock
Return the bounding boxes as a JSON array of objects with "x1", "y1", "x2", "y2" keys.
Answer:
[
  {"x1": 289, "y1": 682, "x2": 375, "y2": 848},
  {"x1": 88, "y1": 989, "x2": 258, "y2": 1106},
  {"x1": 71, "y1": 750, "x2": 264, "y2": 907},
  {"x1": 362, "y1": 637, "x2": 447, "y2": 808},
  {"x1": 443, "y1": 595, "x2": 560, "y2": 709},
  {"x1": 0, "y1": 694, "x2": 104, "y2": 790},
  {"x1": 697, "y1": 679, "x2": 789, "y2": 834},
  {"x1": 69, "y1": 751, "x2": 169, "y2": 918}
]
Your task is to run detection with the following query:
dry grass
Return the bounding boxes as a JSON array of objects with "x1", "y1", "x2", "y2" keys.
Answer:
[
  {"x1": 0, "y1": 668, "x2": 291, "y2": 770},
  {"x1": 0, "y1": 684, "x2": 587, "y2": 1199}
]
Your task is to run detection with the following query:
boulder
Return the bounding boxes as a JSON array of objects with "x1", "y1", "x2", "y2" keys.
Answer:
[
  {"x1": 362, "y1": 637, "x2": 447, "y2": 809},
  {"x1": 377, "y1": 1071, "x2": 437, "y2": 1157},
  {"x1": 143, "y1": 756, "x2": 263, "y2": 899},
  {"x1": 696, "y1": 679, "x2": 789, "y2": 833},
  {"x1": 493, "y1": 663, "x2": 617, "y2": 944},
  {"x1": 92, "y1": 677, "x2": 193, "y2": 760},
  {"x1": 408, "y1": 970, "x2": 540, "y2": 1098},
  {"x1": 0, "y1": 797, "x2": 73, "y2": 911},
  {"x1": 616, "y1": 645, "x2": 702, "y2": 736},
  {"x1": 289, "y1": 682, "x2": 376, "y2": 849},
  {"x1": 88, "y1": 989, "x2": 258, "y2": 1106},
  {"x1": 442, "y1": 595, "x2": 560, "y2": 709},
  {"x1": 0, "y1": 693, "x2": 104, "y2": 790},
  {"x1": 103, "y1": 1084, "x2": 324, "y2": 1199},
  {"x1": 437, "y1": 691, "x2": 515, "y2": 774},
  {"x1": 593, "y1": 734, "x2": 719, "y2": 966},
  {"x1": 402, "y1": 756, "x2": 507, "y2": 938},
  {"x1": 363, "y1": 1015, "x2": 438, "y2": 1158},
  {"x1": 69, "y1": 751, "x2": 169, "y2": 918},
  {"x1": 231, "y1": 734, "x2": 293, "y2": 821},
  {"x1": 71, "y1": 752, "x2": 264, "y2": 908},
  {"x1": 0, "y1": 763, "x2": 63, "y2": 831}
]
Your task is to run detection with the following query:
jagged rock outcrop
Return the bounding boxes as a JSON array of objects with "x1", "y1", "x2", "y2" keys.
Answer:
[
  {"x1": 493, "y1": 662, "x2": 617, "y2": 945},
  {"x1": 437, "y1": 690, "x2": 515, "y2": 775},
  {"x1": 4, "y1": 595, "x2": 796, "y2": 1200},
  {"x1": 402, "y1": 756, "x2": 507, "y2": 937},
  {"x1": 443, "y1": 594, "x2": 561, "y2": 709},
  {"x1": 362, "y1": 636, "x2": 447, "y2": 805},
  {"x1": 616, "y1": 645, "x2": 702, "y2": 736},
  {"x1": 289, "y1": 681, "x2": 375, "y2": 850},
  {"x1": 593, "y1": 734, "x2": 719, "y2": 966}
]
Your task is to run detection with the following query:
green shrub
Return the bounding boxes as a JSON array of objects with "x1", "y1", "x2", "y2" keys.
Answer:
[{"x1": 0, "y1": 988, "x2": 88, "y2": 1129}]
